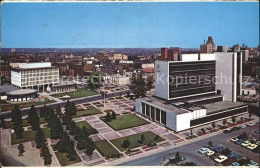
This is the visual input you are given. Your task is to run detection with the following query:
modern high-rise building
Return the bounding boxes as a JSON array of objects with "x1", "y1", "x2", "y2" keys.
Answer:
[
  {"x1": 11, "y1": 62, "x2": 59, "y2": 92},
  {"x1": 135, "y1": 52, "x2": 247, "y2": 132},
  {"x1": 200, "y1": 36, "x2": 215, "y2": 53}
]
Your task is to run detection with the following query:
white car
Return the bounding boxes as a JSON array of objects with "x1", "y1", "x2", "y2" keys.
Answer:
[
  {"x1": 206, "y1": 150, "x2": 215, "y2": 156},
  {"x1": 248, "y1": 122, "x2": 256, "y2": 126},
  {"x1": 214, "y1": 155, "x2": 228, "y2": 163},
  {"x1": 247, "y1": 144, "x2": 258, "y2": 150},
  {"x1": 197, "y1": 147, "x2": 211, "y2": 154},
  {"x1": 239, "y1": 124, "x2": 246, "y2": 128},
  {"x1": 230, "y1": 138, "x2": 238, "y2": 142},
  {"x1": 241, "y1": 141, "x2": 251, "y2": 147}
]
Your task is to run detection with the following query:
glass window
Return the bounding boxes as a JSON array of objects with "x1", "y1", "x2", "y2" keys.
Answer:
[
  {"x1": 142, "y1": 103, "x2": 145, "y2": 114},
  {"x1": 161, "y1": 110, "x2": 167, "y2": 125},
  {"x1": 145, "y1": 104, "x2": 150, "y2": 117},
  {"x1": 151, "y1": 106, "x2": 155, "y2": 120},
  {"x1": 156, "y1": 108, "x2": 160, "y2": 122}
]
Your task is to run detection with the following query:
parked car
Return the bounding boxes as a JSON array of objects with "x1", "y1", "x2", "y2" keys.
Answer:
[
  {"x1": 197, "y1": 147, "x2": 211, "y2": 154},
  {"x1": 206, "y1": 150, "x2": 215, "y2": 156},
  {"x1": 255, "y1": 140, "x2": 260, "y2": 145},
  {"x1": 231, "y1": 155, "x2": 243, "y2": 161},
  {"x1": 253, "y1": 129, "x2": 260, "y2": 134},
  {"x1": 228, "y1": 151, "x2": 238, "y2": 158},
  {"x1": 247, "y1": 143, "x2": 258, "y2": 150},
  {"x1": 234, "y1": 139, "x2": 245, "y2": 145},
  {"x1": 229, "y1": 162, "x2": 240, "y2": 166},
  {"x1": 248, "y1": 122, "x2": 256, "y2": 126},
  {"x1": 214, "y1": 155, "x2": 228, "y2": 163},
  {"x1": 222, "y1": 158, "x2": 235, "y2": 166},
  {"x1": 208, "y1": 144, "x2": 220, "y2": 150},
  {"x1": 214, "y1": 146, "x2": 226, "y2": 153},
  {"x1": 230, "y1": 138, "x2": 238, "y2": 142},
  {"x1": 247, "y1": 160, "x2": 259, "y2": 166},
  {"x1": 179, "y1": 156, "x2": 186, "y2": 161},
  {"x1": 231, "y1": 127, "x2": 240, "y2": 131},
  {"x1": 223, "y1": 128, "x2": 232, "y2": 133},
  {"x1": 241, "y1": 140, "x2": 251, "y2": 147},
  {"x1": 240, "y1": 124, "x2": 246, "y2": 128}
]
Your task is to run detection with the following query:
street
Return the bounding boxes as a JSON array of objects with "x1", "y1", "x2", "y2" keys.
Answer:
[{"x1": 118, "y1": 122, "x2": 259, "y2": 166}]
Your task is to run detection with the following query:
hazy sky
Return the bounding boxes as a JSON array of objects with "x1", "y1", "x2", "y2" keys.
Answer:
[{"x1": 1, "y1": 2, "x2": 259, "y2": 48}]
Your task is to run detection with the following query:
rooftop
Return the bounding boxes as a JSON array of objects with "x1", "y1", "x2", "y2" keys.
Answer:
[
  {"x1": 205, "y1": 101, "x2": 247, "y2": 115},
  {"x1": 139, "y1": 96, "x2": 189, "y2": 115},
  {"x1": 6, "y1": 89, "x2": 38, "y2": 95}
]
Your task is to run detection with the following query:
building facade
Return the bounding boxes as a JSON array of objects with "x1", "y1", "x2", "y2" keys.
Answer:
[
  {"x1": 200, "y1": 36, "x2": 216, "y2": 53},
  {"x1": 11, "y1": 62, "x2": 59, "y2": 92}
]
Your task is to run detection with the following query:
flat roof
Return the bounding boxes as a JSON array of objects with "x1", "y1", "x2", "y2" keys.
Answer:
[
  {"x1": 139, "y1": 96, "x2": 189, "y2": 115},
  {"x1": 7, "y1": 89, "x2": 38, "y2": 96},
  {"x1": 205, "y1": 101, "x2": 247, "y2": 115}
]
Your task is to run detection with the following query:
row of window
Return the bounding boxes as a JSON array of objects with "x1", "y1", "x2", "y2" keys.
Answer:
[
  {"x1": 141, "y1": 103, "x2": 167, "y2": 125},
  {"x1": 21, "y1": 69, "x2": 58, "y2": 74},
  {"x1": 169, "y1": 86, "x2": 215, "y2": 98},
  {"x1": 190, "y1": 106, "x2": 248, "y2": 126}
]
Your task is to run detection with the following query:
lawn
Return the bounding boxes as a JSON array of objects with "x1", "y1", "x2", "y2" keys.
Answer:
[
  {"x1": 11, "y1": 127, "x2": 50, "y2": 145},
  {"x1": 54, "y1": 152, "x2": 81, "y2": 166},
  {"x1": 72, "y1": 108, "x2": 102, "y2": 118},
  {"x1": 5, "y1": 118, "x2": 46, "y2": 129},
  {"x1": 94, "y1": 140, "x2": 121, "y2": 157},
  {"x1": 76, "y1": 121, "x2": 93, "y2": 129},
  {"x1": 52, "y1": 88, "x2": 96, "y2": 99},
  {"x1": 0, "y1": 98, "x2": 55, "y2": 112},
  {"x1": 110, "y1": 131, "x2": 164, "y2": 152},
  {"x1": 102, "y1": 114, "x2": 149, "y2": 131}
]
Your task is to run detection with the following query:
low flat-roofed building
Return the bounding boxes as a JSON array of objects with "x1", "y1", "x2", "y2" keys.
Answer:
[{"x1": 6, "y1": 89, "x2": 38, "y2": 102}]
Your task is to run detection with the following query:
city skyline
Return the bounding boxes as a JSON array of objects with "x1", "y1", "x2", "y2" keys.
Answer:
[{"x1": 1, "y1": 2, "x2": 259, "y2": 48}]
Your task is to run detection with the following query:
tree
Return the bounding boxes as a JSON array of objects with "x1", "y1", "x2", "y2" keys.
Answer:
[
  {"x1": 238, "y1": 131, "x2": 248, "y2": 139},
  {"x1": 231, "y1": 116, "x2": 236, "y2": 124},
  {"x1": 146, "y1": 75, "x2": 153, "y2": 91},
  {"x1": 11, "y1": 105, "x2": 24, "y2": 140},
  {"x1": 122, "y1": 138, "x2": 130, "y2": 149},
  {"x1": 56, "y1": 132, "x2": 70, "y2": 153},
  {"x1": 55, "y1": 105, "x2": 62, "y2": 117},
  {"x1": 35, "y1": 129, "x2": 45, "y2": 149},
  {"x1": 201, "y1": 128, "x2": 205, "y2": 134},
  {"x1": 18, "y1": 143, "x2": 25, "y2": 156},
  {"x1": 64, "y1": 100, "x2": 77, "y2": 117},
  {"x1": 40, "y1": 143, "x2": 52, "y2": 166},
  {"x1": 0, "y1": 115, "x2": 6, "y2": 129},
  {"x1": 129, "y1": 73, "x2": 147, "y2": 98},
  {"x1": 248, "y1": 112, "x2": 252, "y2": 119},
  {"x1": 111, "y1": 111, "x2": 116, "y2": 120},
  {"x1": 105, "y1": 112, "x2": 111, "y2": 122},
  {"x1": 222, "y1": 119, "x2": 227, "y2": 126},
  {"x1": 87, "y1": 72, "x2": 104, "y2": 91},
  {"x1": 84, "y1": 141, "x2": 95, "y2": 156},
  {"x1": 190, "y1": 129, "x2": 193, "y2": 136},
  {"x1": 211, "y1": 122, "x2": 216, "y2": 129},
  {"x1": 49, "y1": 115, "x2": 63, "y2": 139},
  {"x1": 208, "y1": 140, "x2": 213, "y2": 147},
  {"x1": 140, "y1": 134, "x2": 145, "y2": 144},
  {"x1": 27, "y1": 105, "x2": 40, "y2": 131},
  {"x1": 240, "y1": 117, "x2": 243, "y2": 122},
  {"x1": 175, "y1": 152, "x2": 180, "y2": 162},
  {"x1": 154, "y1": 135, "x2": 159, "y2": 141}
]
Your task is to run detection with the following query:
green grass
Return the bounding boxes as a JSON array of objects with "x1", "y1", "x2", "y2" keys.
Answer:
[
  {"x1": 54, "y1": 152, "x2": 81, "y2": 166},
  {"x1": 72, "y1": 108, "x2": 102, "y2": 118},
  {"x1": 75, "y1": 121, "x2": 93, "y2": 129},
  {"x1": 94, "y1": 140, "x2": 121, "y2": 157},
  {"x1": 0, "y1": 98, "x2": 55, "y2": 112},
  {"x1": 52, "y1": 88, "x2": 96, "y2": 99},
  {"x1": 11, "y1": 127, "x2": 50, "y2": 145},
  {"x1": 102, "y1": 114, "x2": 149, "y2": 131},
  {"x1": 5, "y1": 118, "x2": 46, "y2": 129},
  {"x1": 110, "y1": 131, "x2": 164, "y2": 152}
]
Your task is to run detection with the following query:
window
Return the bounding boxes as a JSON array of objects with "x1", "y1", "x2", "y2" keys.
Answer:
[
  {"x1": 161, "y1": 110, "x2": 166, "y2": 125},
  {"x1": 156, "y1": 109, "x2": 160, "y2": 121},
  {"x1": 145, "y1": 104, "x2": 150, "y2": 117},
  {"x1": 151, "y1": 106, "x2": 155, "y2": 120}
]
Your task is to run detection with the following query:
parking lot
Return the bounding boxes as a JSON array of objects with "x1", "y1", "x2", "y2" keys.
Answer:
[{"x1": 119, "y1": 120, "x2": 259, "y2": 166}]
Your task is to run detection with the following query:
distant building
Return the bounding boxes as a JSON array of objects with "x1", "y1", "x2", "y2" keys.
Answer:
[
  {"x1": 200, "y1": 36, "x2": 215, "y2": 53},
  {"x1": 216, "y1": 46, "x2": 229, "y2": 52},
  {"x1": 10, "y1": 48, "x2": 16, "y2": 53},
  {"x1": 104, "y1": 74, "x2": 130, "y2": 86},
  {"x1": 11, "y1": 62, "x2": 59, "y2": 92},
  {"x1": 0, "y1": 64, "x2": 11, "y2": 77},
  {"x1": 161, "y1": 47, "x2": 180, "y2": 60}
]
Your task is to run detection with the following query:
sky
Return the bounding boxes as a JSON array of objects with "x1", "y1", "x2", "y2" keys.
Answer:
[{"x1": 1, "y1": 2, "x2": 259, "y2": 48}]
